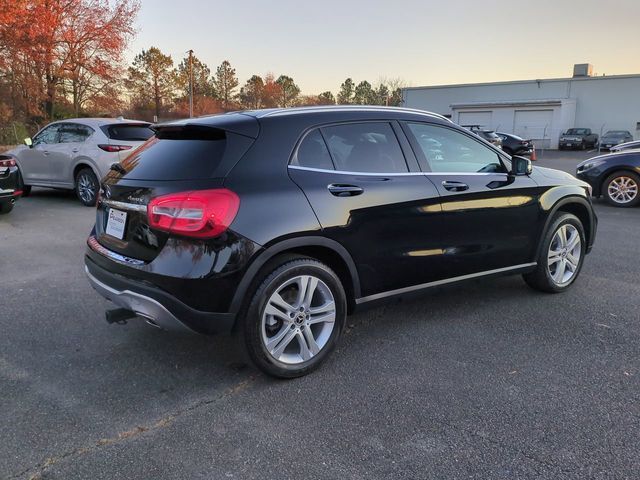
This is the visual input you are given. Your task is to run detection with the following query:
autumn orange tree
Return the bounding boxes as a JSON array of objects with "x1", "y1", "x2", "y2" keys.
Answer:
[{"x1": 0, "y1": 0, "x2": 139, "y2": 122}]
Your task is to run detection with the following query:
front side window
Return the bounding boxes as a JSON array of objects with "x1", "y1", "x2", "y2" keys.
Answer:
[
  {"x1": 406, "y1": 123, "x2": 506, "y2": 173},
  {"x1": 58, "y1": 123, "x2": 93, "y2": 143},
  {"x1": 321, "y1": 122, "x2": 408, "y2": 173},
  {"x1": 291, "y1": 129, "x2": 334, "y2": 170},
  {"x1": 33, "y1": 124, "x2": 60, "y2": 145}
]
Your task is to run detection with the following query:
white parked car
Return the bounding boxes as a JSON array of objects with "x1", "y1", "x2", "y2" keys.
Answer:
[
  {"x1": 7, "y1": 118, "x2": 154, "y2": 205},
  {"x1": 610, "y1": 139, "x2": 640, "y2": 153}
]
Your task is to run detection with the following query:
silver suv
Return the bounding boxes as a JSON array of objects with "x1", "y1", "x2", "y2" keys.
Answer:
[{"x1": 8, "y1": 118, "x2": 153, "y2": 205}]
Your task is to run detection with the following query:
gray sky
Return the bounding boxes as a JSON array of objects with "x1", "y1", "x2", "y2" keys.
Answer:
[{"x1": 129, "y1": 0, "x2": 640, "y2": 94}]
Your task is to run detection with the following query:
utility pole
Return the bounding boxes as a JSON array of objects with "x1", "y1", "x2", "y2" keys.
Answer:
[{"x1": 188, "y1": 49, "x2": 194, "y2": 118}]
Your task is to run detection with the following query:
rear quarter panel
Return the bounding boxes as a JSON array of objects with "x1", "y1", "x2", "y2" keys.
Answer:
[{"x1": 223, "y1": 119, "x2": 322, "y2": 247}]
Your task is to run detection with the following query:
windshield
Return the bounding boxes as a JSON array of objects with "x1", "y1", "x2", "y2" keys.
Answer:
[
  {"x1": 566, "y1": 129, "x2": 588, "y2": 135},
  {"x1": 604, "y1": 131, "x2": 628, "y2": 137}
]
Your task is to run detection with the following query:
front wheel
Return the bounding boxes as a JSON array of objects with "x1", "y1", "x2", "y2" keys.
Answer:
[
  {"x1": 523, "y1": 213, "x2": 586, "y2": 293},
  {"x1": 603, "y1": 171, "x2": 639, "y2": 207},
  {"x1": 242, "y1": 256, "x2": 347, "y2": 378},
  {"x1": 75, "y1": 168, "x2": 99, "y2": 206}
]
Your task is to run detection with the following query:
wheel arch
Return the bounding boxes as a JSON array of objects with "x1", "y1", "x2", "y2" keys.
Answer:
[
  {"x1": 536, "y1": 195, "x2": 595, "y2": 259},
  {"x1": 229, "y1": 236, "x2": 361, "y2": 319},
  {"x1": 72, "y1": 159, "x2": 100, "y2": 185},
  {"x1": 599, "y1": 167, "x2": 640, "y2": 195}
]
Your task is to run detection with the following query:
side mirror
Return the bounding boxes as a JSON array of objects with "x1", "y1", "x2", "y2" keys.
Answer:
[
  {"x1": 24, "y1": 137, "x2": 32, "y2": 148},
  {"x1": 511, "y1": 155, "x2": 532, "y2": 176}
]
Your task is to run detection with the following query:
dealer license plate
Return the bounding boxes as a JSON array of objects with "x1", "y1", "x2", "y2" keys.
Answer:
[{"x1": 106, "y1": 208, "x2": 127, "y2": 240}]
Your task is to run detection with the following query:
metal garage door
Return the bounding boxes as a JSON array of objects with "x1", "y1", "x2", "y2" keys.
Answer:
[
  {"x1": 457, "y1": 111, "x2": 492, "y2": 129},
  {"x1": 513, "y1": 110, "x2": 553, "y2": 145}
]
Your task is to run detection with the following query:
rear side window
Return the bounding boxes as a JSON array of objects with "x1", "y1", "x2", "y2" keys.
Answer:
[
  {"x1": 116, "y1": 126, "x2": 254, "y2": 181},
  {"x1": 321, "y1": 123, "x2": 408, "y2": 173},
  {"x1": 106, "y1": 124, "x2": 154, "y2": 141},
  {"x1": 59, "y1": 123, "x2": 93, "y2": 143},
  {"x1": 291, "y1": 130, "x2": 334, "y2": 170}
]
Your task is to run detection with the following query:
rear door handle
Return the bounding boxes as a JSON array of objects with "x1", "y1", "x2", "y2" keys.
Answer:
[
  {"x1": 441, "y1": 180, "x2": 469, "y2": 192},
  {"x1": 42, "y1": 150, "x2": 50, "y2": 156},
  {"x1": 328, "y1": 184, "x2": 364, "y2": 197},
  {"x1": 72, "y1": 148, "x2": 79, "y2": 153}
]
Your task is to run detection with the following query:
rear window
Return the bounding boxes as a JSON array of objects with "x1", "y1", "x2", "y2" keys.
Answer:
[
  {"x1": 116, "y1": 126, "x2": 254, "y2": 181},
  {"x1": 106, "y1": 124, "x2": 154, "y2": 141}
]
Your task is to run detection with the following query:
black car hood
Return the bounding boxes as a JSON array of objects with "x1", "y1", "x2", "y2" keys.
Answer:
[{"x1": 533, "y1": 166, "x2": 576, "y2": 181}]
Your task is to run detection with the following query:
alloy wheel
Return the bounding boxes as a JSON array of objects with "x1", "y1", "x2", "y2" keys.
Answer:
[
  {"x1": 547, "y1": 224, "x2": 582, "y2": 286},
  {"x1": 607, "y1": 176, "x2": 638, "y2": 204},
  {"x1": 77, "y1": 172, "x2": 97, "y2": 204},
  {"x1": 261, "y1": 275, "x2": 336, "y2": 365}
]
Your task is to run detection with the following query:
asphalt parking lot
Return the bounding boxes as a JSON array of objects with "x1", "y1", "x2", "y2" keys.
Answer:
[{"x1": 1, "y1": 150, "x2": 639, "y2": 479}]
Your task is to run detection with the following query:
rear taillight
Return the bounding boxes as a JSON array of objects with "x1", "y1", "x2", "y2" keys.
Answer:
[
  {"x1": 98, "y1": 144, "x2": 133, "y2": 152},
  {"x1": 0, "y1": 158, "x2": 16, "y2": 167},
  {"x1": 147, "y1": 189, "x2": 240, "y2": 239}
]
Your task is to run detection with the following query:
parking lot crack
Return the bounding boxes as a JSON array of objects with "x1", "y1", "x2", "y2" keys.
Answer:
[{"x1": 9, "y1": 375, "x2": 257, "y2": 480}]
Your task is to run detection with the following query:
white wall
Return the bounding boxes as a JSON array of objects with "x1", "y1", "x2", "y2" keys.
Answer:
[{"x1": 403, "y1": 75, "x2": 640, "y2": 147}]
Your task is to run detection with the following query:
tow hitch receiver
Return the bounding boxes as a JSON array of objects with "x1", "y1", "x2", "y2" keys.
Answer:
[{"x1": 105, "y1": 308, "x2": 137, "y2": 325}]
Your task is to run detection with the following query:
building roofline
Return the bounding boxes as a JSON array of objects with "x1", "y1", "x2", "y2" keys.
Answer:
[{"x1": 402, "y1": 73, "x2": 640, "y2": 92}]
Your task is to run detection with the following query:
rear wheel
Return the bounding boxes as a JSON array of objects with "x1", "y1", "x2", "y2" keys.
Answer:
[
  {"x1": 75, "y1": 168, "x2": 99, "y2": 206},
  {"x1": 603, "y1": 171, "x2": 639, "y2": 207},
  {"x1": 523, "y1": 213, "x2": 585, "y2": 293},
  {"x1": 242, "y1": 256, "x2": 346, "y2": 378}
]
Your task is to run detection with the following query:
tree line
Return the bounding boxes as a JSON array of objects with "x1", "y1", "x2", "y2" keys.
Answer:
[{"x1": 0, "y1": 0, "x2": 407, "y2": 143}]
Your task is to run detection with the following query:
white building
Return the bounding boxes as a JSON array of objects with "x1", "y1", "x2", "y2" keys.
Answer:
[{"x1": 402, "y1": 64, "x2": 640, "y2": 149}]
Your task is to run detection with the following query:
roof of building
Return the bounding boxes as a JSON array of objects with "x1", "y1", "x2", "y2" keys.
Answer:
[{"x1": 403, "y1": 73, "x2": 640, "y2": 92}]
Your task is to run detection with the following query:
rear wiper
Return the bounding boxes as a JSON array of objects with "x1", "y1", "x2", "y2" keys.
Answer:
[{"x1": 110, "y1": 163, "x2": 127, "y2": 175}]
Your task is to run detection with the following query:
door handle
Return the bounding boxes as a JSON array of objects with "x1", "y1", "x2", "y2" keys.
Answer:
[
  {"x1": 441, "y1": 180, "x2": 469, "y2": 192},
  {"x1": 328, "y1": 184, "x2": 364, "y2": 197},
  {"x1": 43, "y1": 150, "x2": 50, "y2": 156},
  {"x1": 72, "y1": 148, "x2": 79, "y2": 153}
]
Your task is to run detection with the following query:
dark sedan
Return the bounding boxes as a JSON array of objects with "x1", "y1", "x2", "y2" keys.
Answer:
[
  {"x1": 576, "y1": 150, "x2": 640, "y2": 207},
  {"x1": 600, "y1": 131, "x2": 634, "y2": 151},
  {"x1": 0, "y1": 155, "x2": 23, "y2": 214},
  {"x1": 497, "y1": 132, "x2": 535, "y2": 157}
]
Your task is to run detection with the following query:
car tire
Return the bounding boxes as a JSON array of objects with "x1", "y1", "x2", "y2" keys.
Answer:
[
  {"x1": 0, "y1": 201, "x2": 13, "y2": 214},
  {"x1": 602, "y1": 171, "x2": 640, "y2": 208},
  {"x1": 241, "y1": 255, "x2": 347, "y2": 378},
  {"x1": 21, "y1": 185, "x2": 31, "y2": 197},
  {"x1": 75, "y1": 168, "x2": 99, "y2": 206},
  {"x1": 523, "y1": 213, "x2": 586, "y2": 293}
]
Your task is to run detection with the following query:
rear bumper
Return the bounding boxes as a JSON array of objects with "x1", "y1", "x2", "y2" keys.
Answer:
[
  {"x1": 0, "y1": 165, "x2": 22, "y2": 203},
  {"x1": 85, "y1": 256, "x2": 236, "y2": 335}
]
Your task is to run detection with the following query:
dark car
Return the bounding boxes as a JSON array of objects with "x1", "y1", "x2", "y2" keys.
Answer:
[
  {"x1": 497, "y1": 132, "x2": 535, "y2": 157},
  {"x1": 0, "y1": 155, "x2": 23, "y2": 214},
  {"x1": 599, "y1": 130, "x2": 634, "y2": 151},
  {"x1": 463, "y1": 125, "x2": 503, "y2": 148},
  {"x1": 85, "y1": 107, "x2": 597, "y2": 378},
  {"x1": 576, "y1": 150, "x2": 640, "y2": 207},
  {"x1": 559, "y1": 128, "x2": 598, "y2": 150}
]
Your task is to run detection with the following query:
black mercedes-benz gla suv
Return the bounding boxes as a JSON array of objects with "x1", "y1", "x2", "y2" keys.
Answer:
[{"x1": 85, "y1": 107, "x2": 597, "y2": 377}]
